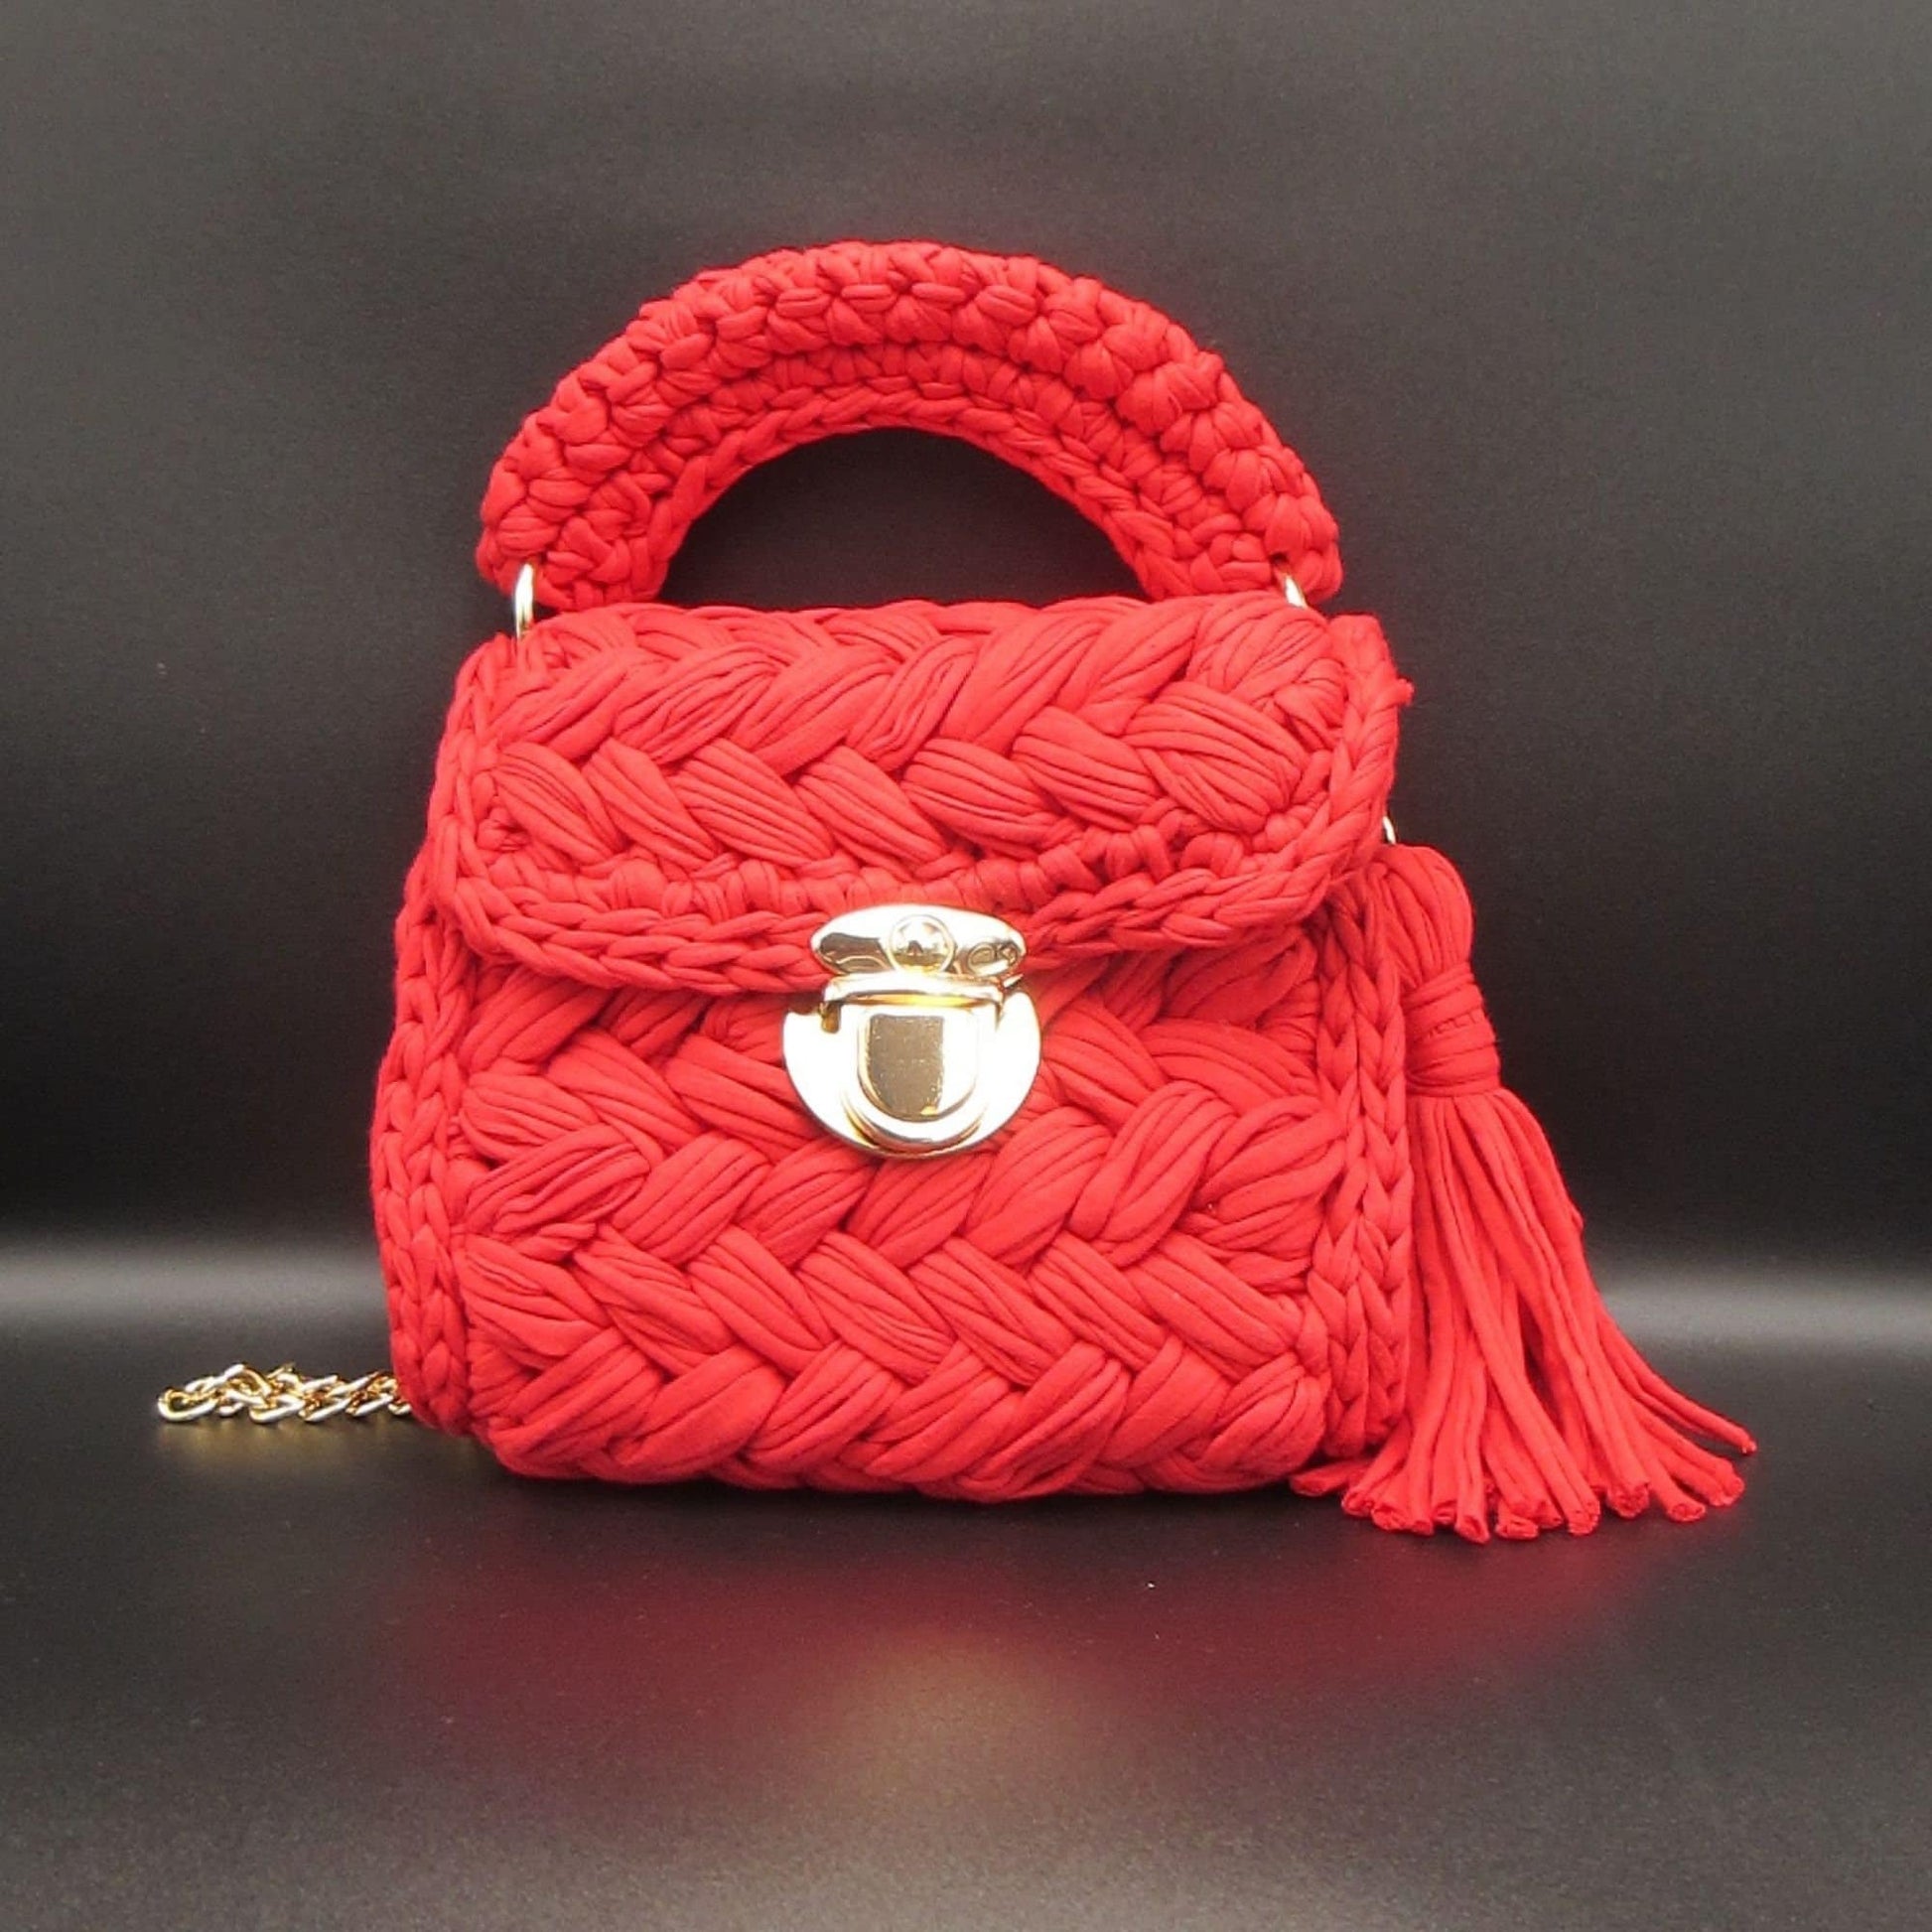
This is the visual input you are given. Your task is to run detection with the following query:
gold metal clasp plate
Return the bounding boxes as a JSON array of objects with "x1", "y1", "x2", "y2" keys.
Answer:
[{"x1": 782, "y1": 904, "x2": 1040, "y2": 1157}]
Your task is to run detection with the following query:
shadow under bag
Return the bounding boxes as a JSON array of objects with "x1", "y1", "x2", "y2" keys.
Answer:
[{"x1": 372, "y1": 238, "x2": 1751, "y2": 1538}]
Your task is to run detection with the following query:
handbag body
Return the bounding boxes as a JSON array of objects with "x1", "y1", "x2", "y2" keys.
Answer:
[{"x1": 372, "y1": 240, "x2": 1749, "y2": 1537}]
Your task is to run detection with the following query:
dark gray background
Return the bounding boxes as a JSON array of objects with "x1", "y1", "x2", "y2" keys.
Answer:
[
  {"x1": 3, "y1": 5, "x2": 1929, "y2": 1930},
  {"x1": 4, "y1": 0, "x2": 1928, "y2": 1258}
]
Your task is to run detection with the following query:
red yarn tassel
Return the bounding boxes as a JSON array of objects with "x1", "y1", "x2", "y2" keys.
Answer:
[{"x1": 1294, "y1": 846, "x2": 1753, "y2": 1540}]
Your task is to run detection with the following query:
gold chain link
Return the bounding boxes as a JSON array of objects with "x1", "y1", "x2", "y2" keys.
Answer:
[{"x1": 157, "y1": 1362, "x2": 412, "y2": 1425}]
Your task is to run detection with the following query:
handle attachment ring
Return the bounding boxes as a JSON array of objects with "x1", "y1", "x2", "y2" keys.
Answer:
[{"x1": 511, "y1": 562, "x2": 539, "y2": 639}]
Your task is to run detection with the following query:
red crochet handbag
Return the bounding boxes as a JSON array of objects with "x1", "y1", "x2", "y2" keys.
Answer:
[{"x1": 368, "y1": 239, "x2": 1751, "y2": 1538}]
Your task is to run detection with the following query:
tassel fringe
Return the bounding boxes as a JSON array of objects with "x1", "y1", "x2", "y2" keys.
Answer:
[{"x1": 1294, "y1": 848, "x2": 1753, "y2": 1540}]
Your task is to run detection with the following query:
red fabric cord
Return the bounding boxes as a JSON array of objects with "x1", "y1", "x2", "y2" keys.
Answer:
[
  {"x1": 375, "y1": 240, "x2": 1749, "y2": 1537},
  {"x1": 477, "y1": 240, "x2": 1342, "y2": 609}
]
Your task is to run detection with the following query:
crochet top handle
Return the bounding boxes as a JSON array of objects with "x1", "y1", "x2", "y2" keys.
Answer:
[{"x1": 477, "y1": 239, "x2": 1344, "y2": 612}]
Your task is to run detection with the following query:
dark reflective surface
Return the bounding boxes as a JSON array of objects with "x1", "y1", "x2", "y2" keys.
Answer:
[{"x1": 3, "y1": 1258, "x2": 1928, "y2": 1930}]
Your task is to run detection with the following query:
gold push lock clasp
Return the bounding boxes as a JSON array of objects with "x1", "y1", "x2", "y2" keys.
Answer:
[{"x1": 781, "y1": 904, "x2": 1041, "y2": 1156}]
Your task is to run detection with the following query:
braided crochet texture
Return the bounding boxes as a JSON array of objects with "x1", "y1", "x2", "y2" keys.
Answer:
[{"x1": 374, "y1": 242, "x2": 1748, "y2": 1534}]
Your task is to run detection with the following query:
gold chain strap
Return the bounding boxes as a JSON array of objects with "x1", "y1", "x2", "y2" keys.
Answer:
[{"x1": 157, "y1": 1362, "x2": 412, "y2": 1425}]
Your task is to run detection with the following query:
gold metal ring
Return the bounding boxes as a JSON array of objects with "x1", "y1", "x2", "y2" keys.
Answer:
[{"x1": 512, "y1": 563, "x2": 538, "y2": 639}]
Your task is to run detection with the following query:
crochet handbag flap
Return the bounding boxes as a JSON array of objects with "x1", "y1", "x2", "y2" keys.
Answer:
[{"x1": 421, "y1": 588, "x2": 1410, "y2": 994}]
